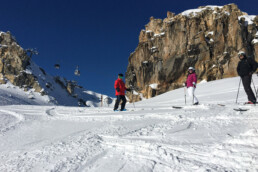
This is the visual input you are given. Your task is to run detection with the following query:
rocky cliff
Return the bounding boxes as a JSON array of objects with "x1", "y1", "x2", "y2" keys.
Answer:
[
  {"x1": 0, "y1": 31, "x2": 42, "y2": 91},
  {"x1": 0, "y1": 31, "x2": 111, "y2": 106},
  {"x1": 126, "y1": 4, "x2": 258, "y2": 101}
]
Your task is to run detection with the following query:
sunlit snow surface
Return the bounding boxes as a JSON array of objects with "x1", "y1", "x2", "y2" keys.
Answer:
[{"x1": 0, "y1": 75, "x2": 258, "y2": 171}]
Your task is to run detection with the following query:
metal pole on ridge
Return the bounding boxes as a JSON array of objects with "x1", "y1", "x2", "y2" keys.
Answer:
[
  {"x1": 131, "y1": 89, "x2": 135, "y2": 109},
  {"x1": 251, "y1": 78, "x2": 257, "y2": 100},
  {"x1": 192, "y1": 88, "x2": 194, "y2": 105},
  {"x1": 256, "y1": 86, "x2": 258, "y2": 101},
  {"x1": 184, "y1": 87, "x2": 186, "y2": 105},
  {"x1": 236, "y1": 78, "x2": 242, "y2": 104},
  {"x1": 256, "y1": 73, "x2": 258, "y2": 100}
]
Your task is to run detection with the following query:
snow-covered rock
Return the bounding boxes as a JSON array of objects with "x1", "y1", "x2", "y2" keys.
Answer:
[
  {"x1": 238, "y1": 15, "x2": 256, "y2": 25},
  {"x1": 0, "y1": 31, "x2": 113, "y2": 107}
]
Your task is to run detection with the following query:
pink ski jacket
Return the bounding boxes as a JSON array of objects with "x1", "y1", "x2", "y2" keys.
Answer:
[{"x1": 186, "y1": 73, "x2": 197, "y2": 88}]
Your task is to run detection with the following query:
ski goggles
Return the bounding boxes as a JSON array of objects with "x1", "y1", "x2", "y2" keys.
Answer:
[{"x1": 238, "y1": 54, "x2": 244, "y2": 57}]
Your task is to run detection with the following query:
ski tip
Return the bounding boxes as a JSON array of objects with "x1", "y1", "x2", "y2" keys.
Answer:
[
  {"x1": 233, "y1": 108, "x2": 249, "y2": 112},
  {"x1": 172, "y1": 106, "x2": 183, "y2": 109}
]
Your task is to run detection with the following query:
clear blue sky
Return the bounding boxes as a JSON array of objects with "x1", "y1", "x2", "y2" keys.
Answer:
[{"x1": 0, "y1": 0, "x2": 257, "y2": 97}]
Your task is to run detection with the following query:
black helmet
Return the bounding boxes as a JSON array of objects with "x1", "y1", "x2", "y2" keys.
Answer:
[{"x1": 118, "y1": 73, "x2": 123, "y2": 77}]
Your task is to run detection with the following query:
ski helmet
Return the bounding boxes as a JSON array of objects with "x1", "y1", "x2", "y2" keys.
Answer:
[
  {"x1": 238, "y1": 51, "x2": 246, "y2": 57},
  {"x1": 188, "y1": 67, "x2": 195, "y2": 71},
  {"x1": 118, "y1": 73, "x2": 124, "y2": 79}
]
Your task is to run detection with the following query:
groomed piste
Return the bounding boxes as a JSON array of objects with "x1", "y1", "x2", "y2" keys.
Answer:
[{"x1": 0, "y1": 75, "x2": 258, "y2": 171}]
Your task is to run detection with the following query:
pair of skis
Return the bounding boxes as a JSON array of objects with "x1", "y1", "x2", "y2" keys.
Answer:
[
  {"x1": 235, "y1": 102, "x2": 258, "y2": 111},
  {"x1": 172, "y1": 103, "x2": 250, "y2": 112},
  {"x1": 172, "y1": 104, "x2": 226, "y2": 109}
]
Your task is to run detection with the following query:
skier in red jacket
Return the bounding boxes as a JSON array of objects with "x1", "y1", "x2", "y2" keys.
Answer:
[
  {"x1": 114, "y1": 73, "x2": 130, "y2": 111},
  {"x1": 186, "y1": 67, "x2": 199, "y2": 105}
]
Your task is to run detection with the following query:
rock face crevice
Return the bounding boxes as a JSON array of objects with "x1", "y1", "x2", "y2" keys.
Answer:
[{"x1": 126, "y1": 4, "x2": 258, "y2": 101}]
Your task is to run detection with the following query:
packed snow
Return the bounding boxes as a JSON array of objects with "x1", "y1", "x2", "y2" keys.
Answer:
[
  {"x1": 154, "y1": 32, "x2": 165, "y2": 37},
  {"x1": 199, "y1": 79, "x2": 207, "y2": 84},
  {"x1": 238, "y1": 15, "x2": 257, "y2": 25},
  {"x1": 252, "y1": 38, "x2": 258, "y2": 45},
  {"x1": 0, "y1": 82, "x2": 53, "y2": 106},
  {"x1": 180, "y1": 6, "x2": 224, "y2": 17},
  {"x1": 205, "y1": 31, "x2": 214, "y2": 37},
  {"x1": 0, "y1": 75, "x2": 258, "y2": 171},
  {"x1": 149, "y1": 83, "x2": 158, "y2": 89},
  {"x1": 181, "y1": 8, "x2": 204, "y2": 17}
]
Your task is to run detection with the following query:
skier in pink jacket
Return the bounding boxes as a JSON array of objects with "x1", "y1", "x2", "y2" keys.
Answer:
[{"x1": 186, "y1": 67, "x2": 199, "y2": 105}]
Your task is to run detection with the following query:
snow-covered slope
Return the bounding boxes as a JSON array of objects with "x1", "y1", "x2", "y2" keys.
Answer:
[
  {"x1": 0, "y1": 30, "x2": 113, "y2": 107},
  {"x1": 0, "y1": 81, "x2": 52, "y2": 105},
  {"x1": 0, "y1": 75, "x2": 258, "y2": 171},
  {"x1": 0, "y1": 60, "x2": 113, "y2": 107}
]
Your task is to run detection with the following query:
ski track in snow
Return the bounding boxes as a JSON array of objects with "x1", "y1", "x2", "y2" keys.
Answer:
[
  {"x1": 0, "y1": 76, "x2": 258, "y2": 171},
  {"x1": 0, "y1": 109, "x2": 25, "y2": 135}
]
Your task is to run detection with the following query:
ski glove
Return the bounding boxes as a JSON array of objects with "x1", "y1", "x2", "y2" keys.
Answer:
[
  {"x1": 116, "y1": 87, "x2": 120, "y2": 92},
  {"x1": 126, "y1": 88, "x2": 131, "y2": 91},
  {"x1": 193, "y1": 82, "x2": 196, "y2": 86}
]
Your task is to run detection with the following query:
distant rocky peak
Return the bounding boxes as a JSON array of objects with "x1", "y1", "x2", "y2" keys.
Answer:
[
  {"x1": 0, "y1": 31, "x2": 107, "y2": 106},
  {"x1": 0, "y1": 31, "x2": 31, "y2": 85}
]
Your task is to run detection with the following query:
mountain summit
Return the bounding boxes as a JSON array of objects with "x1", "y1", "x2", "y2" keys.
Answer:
[{"x1": 126, "y1": 3, "x2": 258, "y2": 101}]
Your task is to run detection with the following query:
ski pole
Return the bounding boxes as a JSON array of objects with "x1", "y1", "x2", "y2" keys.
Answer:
[
  {"x1": 256, "y1": 73, "x2": 258, "y2": 100},
  {"x1": 132, "y1": 95, "x2": 135, "y2": 109},
  {"x1": 236, "y1": 78, "x2": 242, "y2": 104},
  {"x1": 131, "y1": 89, "x2": 135, "y2": 109},
  {"x1": 256, "y1": 87, "x2": 258, "y2": 101},
  {"x1": 251, "y1": 78, "x2": 257, "y2": 99},
  {"x1": 192, "y1": 88, "x2": 194, "y2": 105},
  {"x1": 257, "y1": 73, "x2": 258, "y2": 100},
  {"x1": 184, "y1": 86, "x2": 186, "y2": 105}
]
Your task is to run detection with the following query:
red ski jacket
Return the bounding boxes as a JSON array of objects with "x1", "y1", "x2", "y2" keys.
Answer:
[{"x1": 114, "y1": 78, "x2": 127, "y2": 96}]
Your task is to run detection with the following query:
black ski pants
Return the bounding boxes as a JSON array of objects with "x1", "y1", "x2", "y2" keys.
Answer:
[
  {"x1": 241, "y1": 75, "x2": 256, "y2": 103},
  {"x1": 114, "y1": 95, "x2": 127, "y2": 110}
]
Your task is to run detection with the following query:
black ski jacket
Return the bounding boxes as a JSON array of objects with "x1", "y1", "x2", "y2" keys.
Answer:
[{"x1": 237, "y1": 57, "x2": 258, "y2": 77}]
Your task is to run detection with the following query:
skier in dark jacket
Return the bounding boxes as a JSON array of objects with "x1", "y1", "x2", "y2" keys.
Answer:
[
  {"x1": 114, "y1": 73, "x2": 130, "y2": 111},
  {"x1": 237, "y1": 51, "x2": 258, "y2": 104}
]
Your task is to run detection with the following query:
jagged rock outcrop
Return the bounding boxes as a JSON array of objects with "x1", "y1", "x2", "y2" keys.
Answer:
[
  {"x1": 0, "y1": 31, "x2": 110, "y2": 106},
  {"x1": 0, "y1": 31, "x2": 43, "y2": 93},
  {"x1": 126, "y1": 4, "x2": 258, "y2": 101}
]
